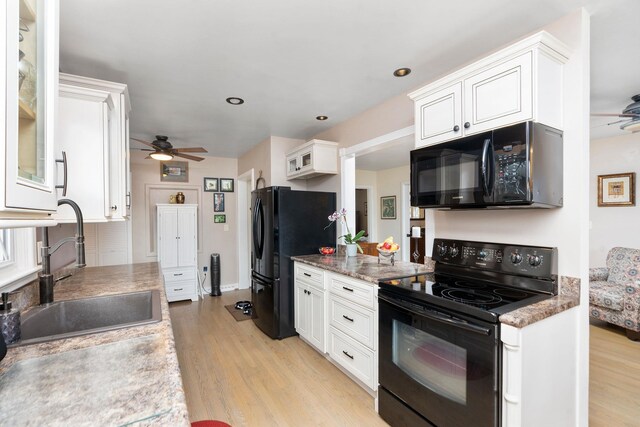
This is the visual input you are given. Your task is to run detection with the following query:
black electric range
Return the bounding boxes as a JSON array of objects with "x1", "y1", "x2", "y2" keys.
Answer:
[{"x1": 379, "y1": 238, "x2": 558, "y2": 323}]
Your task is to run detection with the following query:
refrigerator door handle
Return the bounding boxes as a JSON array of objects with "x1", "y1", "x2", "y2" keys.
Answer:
[{"x1": 252, "y1": 197, "x2": 265, "y2": 259}]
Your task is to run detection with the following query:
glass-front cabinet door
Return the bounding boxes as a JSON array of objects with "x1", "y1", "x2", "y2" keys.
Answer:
[{"x1": 2, "y1": 0, "x2": 58, "y2": 214}]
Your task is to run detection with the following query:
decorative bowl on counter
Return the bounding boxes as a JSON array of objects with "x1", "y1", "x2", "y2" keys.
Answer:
[{"x1": 319, "y1": 247, "x2": 335, "y2": 255}]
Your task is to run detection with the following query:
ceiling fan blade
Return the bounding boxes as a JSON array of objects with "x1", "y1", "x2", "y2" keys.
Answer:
[
  {"x1": 591, "y1": 113, "x2": 639, "y2": 118},
  {"x1": 172, "y1": 147, "x2": 208, "y2": 153},
  {"x1": 131, "y1": 137, "x2": 156, "y2": 148},
  {"x1": 174, "y1": 152, "x2": 205, "y2": 162},
  {"x1": 140, "y1": 148, "x2": 155, "y2": 152},
  {"x1": 144, "y1": 154, "x2": 153, "y2": 159}
]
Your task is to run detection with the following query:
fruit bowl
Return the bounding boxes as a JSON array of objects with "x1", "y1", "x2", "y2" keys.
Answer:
[
  {"x1": 377, "y1": 247, "x2": 399, "y2": 257},
  {"x1": 319, "y1": 247, "x2": 335, "y2": 255}
]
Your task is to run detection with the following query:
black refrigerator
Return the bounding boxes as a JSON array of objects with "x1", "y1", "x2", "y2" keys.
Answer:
[{"x1": 251, "y1": 186, "x2": 336, "y2": 339}]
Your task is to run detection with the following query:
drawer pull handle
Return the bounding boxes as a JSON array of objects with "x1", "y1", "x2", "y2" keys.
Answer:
[
  {"x1": 342, "y1": 315, "x2": 354, "y2": 322},
  {"x1": 342, "y1": 286, "x2": 354, "y2": 292},
  {"x1": 173, "y1": 288, "x2": 183, "y2": 291},
  {"x1": 174, "y1": 273, "x2": 183, "y2": 276},
  {"x1": 303, "y1": 273, "x2": 312, "y2": 277},
  {"x1": 342, "y1": 350, "x2": 354, "y2": 360}
]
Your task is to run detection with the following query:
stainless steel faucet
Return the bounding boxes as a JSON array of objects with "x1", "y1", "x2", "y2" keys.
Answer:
[{"x1": 39, "y1": 199, "x2": 86, "y2": 304}]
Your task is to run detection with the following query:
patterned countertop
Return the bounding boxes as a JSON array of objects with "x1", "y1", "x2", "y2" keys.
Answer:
[
  {"x1": 291, "y1": 253, "x2": 433, "y2": 283},
  {"x1": 292, "y1": 254, "x2": 580, "y2": 329},
  {"x1": 0, "y1": 263, "x2": 190, "y2": 426}
]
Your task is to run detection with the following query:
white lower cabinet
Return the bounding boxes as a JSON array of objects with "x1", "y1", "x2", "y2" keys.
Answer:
[
  {"x1": 294, "y1": 261, "x2": 378, "y2": 393},
  {"x1": 163, "y1": 267, "x2": 198, "y2": 302},
  {"x1": 294, "y1": 264, "x2": 326, "y2": 353}
]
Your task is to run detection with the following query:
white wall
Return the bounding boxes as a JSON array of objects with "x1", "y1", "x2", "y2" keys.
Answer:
[{"x1": 589, "y1": 132, "x2": 640, "y2": 266}]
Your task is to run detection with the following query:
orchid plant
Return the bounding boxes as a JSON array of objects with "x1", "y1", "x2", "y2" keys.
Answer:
[{"x1": 326, "y1": 208, "x2": 365, "y2": 253}]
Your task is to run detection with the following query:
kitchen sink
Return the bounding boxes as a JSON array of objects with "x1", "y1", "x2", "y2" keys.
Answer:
[{"x1": 14, "y1": 290, "x2": 162, "y2": 346}]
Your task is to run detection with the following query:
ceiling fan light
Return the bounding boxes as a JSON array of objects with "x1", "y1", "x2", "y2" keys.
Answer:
[
  {"x1": 620, "y1": 118, "x2": 640, "y2": 132},
  {"x1": 150, "y1": 151, "x2": 174, "y2": 161}
]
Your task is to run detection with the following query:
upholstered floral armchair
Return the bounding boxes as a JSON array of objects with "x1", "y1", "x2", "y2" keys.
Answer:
[{"x1": 589, "y1": 247, "x2": 640, "y2": 340}]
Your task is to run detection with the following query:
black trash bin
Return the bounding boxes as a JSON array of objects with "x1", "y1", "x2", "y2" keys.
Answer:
[{"x1": 210, "y1": 253, "x2": 221, "y2": 296}]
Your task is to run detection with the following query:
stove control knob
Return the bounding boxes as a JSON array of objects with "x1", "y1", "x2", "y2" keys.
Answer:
[
  {"x1": 437, "y1": 244, "x2": 447, "y2": 256},
  {"x1": 529, "y1": 255, "x2": 542, "y2": 266},
  {"x1": 478, "y1": 250, "x2": 487, "y2": 259},
  {"x1": 449, "y1": 247, "x2": 459, "y2": 257},
  {"x1": 510, "y1": 253, "x2": 523, "y2": 264}
]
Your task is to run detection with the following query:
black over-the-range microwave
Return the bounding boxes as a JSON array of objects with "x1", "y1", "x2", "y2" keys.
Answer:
[{"x1": 410, "y1": 121, "x2": 563, "y2": 209}]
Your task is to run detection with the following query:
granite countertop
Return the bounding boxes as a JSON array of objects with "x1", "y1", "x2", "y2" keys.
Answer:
[
  {"x1": 0, "y1": 262, "x2": 190, "y2": 426},
  {"x1": 293, "y1": 254, "x2": 580, "y2": 329},
  {"x1": 292, "y1": 253, "x2": 433, "y2": 283}
]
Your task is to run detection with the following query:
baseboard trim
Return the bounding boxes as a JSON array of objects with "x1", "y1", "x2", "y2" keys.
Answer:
[{"x1": 221, "y1": 283, "x2": 239, "y2": 293}]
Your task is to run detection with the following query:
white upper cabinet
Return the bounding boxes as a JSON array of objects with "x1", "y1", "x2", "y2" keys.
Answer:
[
  {"x1": 410, "y1": 31, "x2": 568, "y2": 148},
  {"x1": 286, "y1": 139, "x2": 338, "y2": 180},
  {"x1": 60, "y1": 73, "x2": 131, "y2": 221},
  {"x1": 55, "y1": 84, "x2": 114, "y2": 222},
  {"x1": 0, "y1": 0, "x2": 59, "y2": 221}
]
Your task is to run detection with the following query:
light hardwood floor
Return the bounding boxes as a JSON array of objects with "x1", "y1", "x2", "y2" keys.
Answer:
[
  {"x1": 170, "y1": 289, "x2": 389, "y2": 426},
  {"x1": 171, "y1": 292, "x2": 640, "y2": 426},
  {"x1": 589, "y1": 319, "x2": 640, "y2": 427}
]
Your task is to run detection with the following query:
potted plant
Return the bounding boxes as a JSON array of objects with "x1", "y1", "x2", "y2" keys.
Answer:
[{"x1": 326, "y1": 208, "x2": 365, "y2": 256}]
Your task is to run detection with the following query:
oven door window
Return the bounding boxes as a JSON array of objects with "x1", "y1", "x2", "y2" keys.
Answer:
[{"x1": 393, "y1": 319, "x2": 467, "y2": 405}]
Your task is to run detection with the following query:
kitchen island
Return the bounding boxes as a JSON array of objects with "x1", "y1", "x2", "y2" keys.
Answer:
[{"x1": 0, "y1": 262, "x2": 190, "y2": 426}]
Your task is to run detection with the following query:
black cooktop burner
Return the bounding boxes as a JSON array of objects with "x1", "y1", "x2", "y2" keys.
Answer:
[
  {"x1": 379, "y1": 273, "x2": 553, "y2": 322},
  {"x1": 441, "y1": 288, "x2": 503, "y2": 307}
]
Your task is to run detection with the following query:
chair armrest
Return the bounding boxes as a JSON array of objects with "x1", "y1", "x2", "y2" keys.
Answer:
[{"x1": 589, "y1": 268, "x2": 609, "y2": 282}]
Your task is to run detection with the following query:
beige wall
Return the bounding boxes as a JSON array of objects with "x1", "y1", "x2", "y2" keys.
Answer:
[
  {"x1": 238, "y1": 137, "x2": 271, "y2": 187},
  {"x1": 590, "y1": 132, "x2": 640, "y2": 266},
  {"x1": 376, "y1": 165, "x2": 409, "y2": 244},
  {"x1": 130, "y1": 151, "x2": 239, "y2": 287}
]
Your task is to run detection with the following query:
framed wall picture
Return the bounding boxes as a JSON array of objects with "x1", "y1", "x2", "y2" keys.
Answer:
[
  {"x1": 213, "y1": 193, "x2": 225, "y2": 212},
  {"x1": 204, "y1": 177, "x2": 218, "y2": 192},
  {"x1": 598, "y1": 172, "x2": 636, "y2": 206},
  {"x1": 160, "y1": 161, "x2": 188, "y2": 182},
  {"x1": 381, "y1": 195, "x2": 397, "y2": 219},
  {"x1": 220, "y1": 178, "x2": 234, "y2": 192},
  {"x1": 214, "y1": 214, "x2": 226, "y2": 223}
]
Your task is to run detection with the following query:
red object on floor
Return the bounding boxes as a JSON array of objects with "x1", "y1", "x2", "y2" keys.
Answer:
[{"x1": 191, "y1": 421, "x2": 231, "y2": 427}]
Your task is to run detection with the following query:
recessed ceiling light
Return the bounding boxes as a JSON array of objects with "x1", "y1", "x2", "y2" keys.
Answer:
[
  {"x1": 393, "y1": 68, "x2": 411, "y2": 77},
  {"x1": 226, "y1": 97, "x2": 244, "y2": 105},
  {"x1": 316, "y1": 115, "x2": 328, "y2": 121}
]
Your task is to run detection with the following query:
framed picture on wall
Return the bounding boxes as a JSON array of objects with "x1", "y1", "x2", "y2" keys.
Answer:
[
  {"x1": 214, "y1": 193, "x2": 225, "y2": 212},
  {"x1": 160, "y1": 161, "x2": 189, "y2": 182},
  {"x1": 598, "y1": 172, "x2": 635, "y2": 206},
  {"x1": 214, "y1": 214, "x2": 226, "y2": 223},
  {"x1": 381, "y1": 196, "x2": 396, "y2": 219},
  {"x1": 220, "y1": 178, "x2": 234, "y2": 192},
  {"x1": 204, "y1": 177, "x2": 218, "y2": 192}
]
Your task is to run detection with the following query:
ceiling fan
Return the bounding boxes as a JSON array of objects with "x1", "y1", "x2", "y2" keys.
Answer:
[
  {"x1": 591, "y1": 94, "x2": 640, "y2": 132},
  {"x1": 131, "y1": 135, "x2": 208, "y2": 161}
]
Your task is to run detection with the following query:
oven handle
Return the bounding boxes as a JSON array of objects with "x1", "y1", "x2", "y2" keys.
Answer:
[{"x1": 379, "y1": 294, "x2": 492, "y2": 336}]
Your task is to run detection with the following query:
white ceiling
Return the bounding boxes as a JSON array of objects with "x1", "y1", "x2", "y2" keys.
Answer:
[{"x1": 59, "y1": 0, "x2": 639, "y2": 160}]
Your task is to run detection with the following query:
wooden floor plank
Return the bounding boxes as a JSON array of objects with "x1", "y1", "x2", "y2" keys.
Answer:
[
  {"x1": 589, "y1": 319, "x2": 640, "y2": 427},
  {"x1": 170, "y1": 290, "x2": 389, "y2": 427},
  {"x1": 171, "y1": 291, "x2": 639, "y2": 426}
]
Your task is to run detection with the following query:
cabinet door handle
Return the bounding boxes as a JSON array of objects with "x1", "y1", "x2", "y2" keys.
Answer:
[
  {"x1": 174, "y1": 273, "x2": 183, "y2": 276},
  {"x1": 303, "y1": 273, "x2": 311, "y2": 277},
  {"x1": 342, "y1": 315, "x2": 354, "y2": 322},
  {"x1": 173, "y1": 288, "x2": 183, "y2": 291},
  {"x1": 342, "y1": 350, "x2": 354, "y2": 360},
  {"x1": 55, "y1": 151, "x2": 68, "y2": 197},
  {"x1": 453, "y1": 125, "x2": 460, "y2": 132},
  {"x1": 342, "y1": 286, "x2": 354, "y2": 292},
  {"x1": 464, "y1": 121, "x2": 471, "y2": 129},
  {"x1": 126, "y1": 192, "x2": 131, "y2": 209},
  {"x1": 111, "y1": 205, "x2": 117, "y2": 210}
]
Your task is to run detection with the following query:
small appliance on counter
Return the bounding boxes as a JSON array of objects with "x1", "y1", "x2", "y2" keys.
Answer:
[
  {"x1": 251, "y1": 186, "x2": 336, "y2": 339},
  {"x1": 410, "y1": 121, "x2": 563, "y2": 209},
  {"x1": 0, "y1": 292, "x2": 21, "y2": 346},
  {"x1": 378, "y1": 238, "x2": 557, "y2": 427}
]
